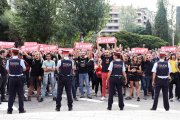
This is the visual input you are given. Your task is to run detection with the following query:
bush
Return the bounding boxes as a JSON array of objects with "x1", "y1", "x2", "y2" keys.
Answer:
[{"x1": 114, "y1": 31, "x2": 168, "y2": 49}]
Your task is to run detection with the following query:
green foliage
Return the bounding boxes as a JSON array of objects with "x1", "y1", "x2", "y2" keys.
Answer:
[
  {"x1": 145, "y1": 20, "x2": 152, "y2": 35},
  {"x1": 154, "y1": 0, "x2": 169, "y2": 42},
  {"x1": 0, "y1": 0, "x2": 9, "y2": 15},
  {"x1": 133, "y1": 26, "x2": 146, "y2": 35},
  {"x1": 54, "y1": 0, "x2": 109, "y2": 46},
  {"x1": 114, "y1": 31, "x2": 168, "y2": 49},
  {"x1": 14, "y1": 0, "x2": 59, "y2": 43},
  {"x1": 119, "y1": 5, "x2": 138, "y2": 32}
]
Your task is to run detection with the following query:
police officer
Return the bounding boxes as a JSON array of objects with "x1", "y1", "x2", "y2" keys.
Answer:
[
  {"x1": 106, "y1": 52, "x2": 127, "y2": 110},
  {"x1": 151, "y1": 52, "x2": 172, "y2": 111},
  {"x1": 55, "y1": 51, "x2": 75, "y2": 111},
  {"x1": 6, "y1": 48, "x2": 26, "y2": 114}
]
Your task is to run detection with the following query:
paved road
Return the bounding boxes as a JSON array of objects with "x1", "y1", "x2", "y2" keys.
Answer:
[{"x1": 0, "y1": 89, "x2": 180, "y2": 120}]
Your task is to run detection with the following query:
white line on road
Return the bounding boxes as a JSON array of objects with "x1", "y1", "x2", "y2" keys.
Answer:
[{"x1": 0, "y1": 102, "x2": 18, "y2": 111}]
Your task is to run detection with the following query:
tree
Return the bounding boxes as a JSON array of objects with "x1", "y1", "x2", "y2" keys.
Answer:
[
  {"x1": 0, "y1": 0, "x2": 10, "y2": 41},
  {"x1": 114, "y1": 31, "x2": 168, "y2": 49},
  {"x1": 14, "y1": 0, "x2": 59, "y2": 43},
  {"x1": 145, "y1": 20, "x2": 152, "y2": 35},
  {"x1": 133, "y1": 26, "x2": 146, "y2": 35},
  {"x1": 55, "y1": 0, "x2": 109, "y2": 46},
  {"x1": 0, "y1": 0, "x2": 9, "y2": 15},
  {"x1": 119, "y1": 5, "x2": 138, "y2": 32},
  {"x1": 154, "y1": 0, "x2": 169, "y2": 42}
]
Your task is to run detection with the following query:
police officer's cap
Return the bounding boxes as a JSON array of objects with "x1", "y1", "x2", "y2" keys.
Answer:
[
  {"x1": 11, "y1": 48, "x2": 19, "y2": 53},
  {"x1": 159, "y1": 52, "x2": 166, "y2": 57}
]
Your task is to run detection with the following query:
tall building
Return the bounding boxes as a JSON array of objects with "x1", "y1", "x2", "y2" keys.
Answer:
[
  {"x1": 100, "y1": 6, "x2": 155, "y2": 35},
  {"x1": 136, "y1": 8, "x2": 155, "y2": 27},
  {"x1": 100, "y1": 6, "x2": 121, "y2": 35}
]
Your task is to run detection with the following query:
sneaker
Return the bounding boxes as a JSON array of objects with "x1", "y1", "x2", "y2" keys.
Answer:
[
  {"x1": 39, "y1": 98, "x2": 44, "y2": 102},
  {"x1": 53, "y1": 97, "x2": 57, "y2": 101},
  {"x1": 68, "y1": 107, "x2": 73, "y2": 111},
  {"x1": 137, "y1": 97, "x2": 140, "y2": 101},
  {"x1": 19, "y1": 110, "x2": 26, "y2": 114},
  {"x1": 80, "y1": 95, "x2": 85, "y2": 98},
  {"x1": 143, "y1": 96, "x2": 147, "y2": 100},
  {"x1": 87, "y1": 96, "x2": 92, "y2": 99},
  {"x1": 73, "y1": 97, "x2": 78, "y2": 101},
  {"x1": 170, "y1": 98, "x2": 173, "y2": 102},
  {"x1": 107, "y1": 107, "x2": 112, "y2": 110},
  {"x1": 55, "y1": 108, "x2": 60, "y2": 111},
  {"x1": 125, "y1": 96, "x2": 132, "y2": 100},
  {"x1": 100, "y1": 97, "x2": 105, "y2": 101}
]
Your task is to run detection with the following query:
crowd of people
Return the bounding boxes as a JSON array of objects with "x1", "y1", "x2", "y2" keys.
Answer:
[{"x1": 0, "y1": 44, "x2": 180, "y2": 114}]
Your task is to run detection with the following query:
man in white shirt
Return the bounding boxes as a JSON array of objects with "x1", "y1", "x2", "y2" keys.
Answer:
[
  {"x1": 39, "y1": 53, "x2": 56, "y2": 102},
  {"x1": 151, "y1": 52, "x2": 172, "y2": 111}
]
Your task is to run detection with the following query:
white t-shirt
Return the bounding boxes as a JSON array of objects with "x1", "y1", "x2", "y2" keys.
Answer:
[{"x1": 42, "y1": 60, "x2": 55, "y2": 75}]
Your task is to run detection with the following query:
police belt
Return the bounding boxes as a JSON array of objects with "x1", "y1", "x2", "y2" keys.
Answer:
[
  {"x1": 59, "y1": 74, "x2": 72, "y2": 77},
  {"x1": 9, "y1": 74, "x2": 23, "y2": 77},
  {"x1": 110, "y1": 75, "x2": 123, "y2": 78}
]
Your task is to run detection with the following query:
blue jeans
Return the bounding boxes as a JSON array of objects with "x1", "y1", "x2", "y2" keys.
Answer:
[
  {"x1": 79, "y1": 73, "x2": 90, "y2": 96},
  {"x1": 71, "y1": 75, "x2": 78, "y2": 98},
  {"x1": 142, "y1": 76, "x2": 151, "y2": 96},
  {"x1": 41, "y1": 73, "x2": 57, "y2": 98}
]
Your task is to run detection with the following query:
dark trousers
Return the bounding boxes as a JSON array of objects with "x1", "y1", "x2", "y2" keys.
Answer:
[
  {"x1": 152, "y1": 78, "x2": 169, "y2": 110},
  {"x1": 108, "y1": 77, "x2": 124, "y2": 109},
  {"x1": 72, "y1": 75, "x2": 78, "y2": 98},
  {"x1": 95, "y1": 75, "x2": 102, "y2": 95},
  {"x1": 56, "y1": 76, "x2": 73, "y2": 109},
  {"x1": 0, "y1": 74, "x2": 7, "y2": 100},
  {"x1": 88, "y1": 71, "x2": 95, "y2": 90},
  {"x1": 169, "y1": 73, "x2": 179, "y2": 99},
  {"x1": 8, "y1": 76, "x2": 24, "y2": 112}
]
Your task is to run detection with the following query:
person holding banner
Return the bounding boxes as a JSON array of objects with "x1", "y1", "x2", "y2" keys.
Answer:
[
  {"x1": 23, "y1": 51, "x2": 44, "y2": 101},
  {"x1": 0, "y1": 49, "x2": 8, "y2": 102},
  {"x1": 169, "y1": 54, "x2": 179, "y2": 102}
]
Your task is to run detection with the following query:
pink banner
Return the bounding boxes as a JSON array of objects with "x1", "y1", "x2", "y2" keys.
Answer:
[
  {"x1": 0, "y1": 42, "x2": 15, "y2": 48},
  {"x1": 24, "y1": 42, "x2": 37, "y2": 46},
  {"x1": 97, "y1": 37, "x2": 117, "y2": 44},
  {"x1": 161, "y1": 46, "x2": 176, "y2": 52},
  {"x1": 74, "y1": 42, "x2": 93, "y2": 50},
  {"x1": 131, "y1": 48, "x2": 148, "y2": 54},
  {"x1": 59, "y1": 48, "x2": 74, "y2": 52},
  {"x1": 39, "y1": 45, "x2": 58, "y2": 51},
  {"x1": 21, "y1": 45, "x2": 39, "y2": 51}
]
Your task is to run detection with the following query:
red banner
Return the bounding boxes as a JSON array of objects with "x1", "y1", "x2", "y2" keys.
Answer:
[
  {"x1": 24, "y1": 42, "x2": 37, "y2": 46},
  {"x1": 21, "y1": 45, "x2": 39, "y2": 51},
  {"x1": 74, "y1": 42, "x2": 93, "y2": 50},
  {"x1": 39, "y1": 45, "x2": 58, "y2": 51},
  {"x1": 161, "y1": 46, "x2": 176, "y2": 52},
  {"x1": 0, "y1": 42, "x2": 15, "y2": 48},
  {"x1": 131, "y1": 48, "x2": 148, "y2": 54},
  {"x1": 97, "y1": 37, "x2": 117, "y2": 44},
  {"x1": 59, "y1": 48, "x2": 74, "y2": 52}
]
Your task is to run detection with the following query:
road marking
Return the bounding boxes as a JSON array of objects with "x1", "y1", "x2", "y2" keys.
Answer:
[
  {"x1": 79, "y1": 98, "x2": 104, "y2": 103},
  {"x1": 0, "y1": 102, "x2": 18, "y2": 111},
  {"x1": 114, "y1": 102, "x2": 140, "y2": 108}
]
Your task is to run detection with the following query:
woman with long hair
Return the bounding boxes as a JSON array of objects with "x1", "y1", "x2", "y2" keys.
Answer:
[{"x1": 125, "y1": 56, "x2": 142, "y2": 101}]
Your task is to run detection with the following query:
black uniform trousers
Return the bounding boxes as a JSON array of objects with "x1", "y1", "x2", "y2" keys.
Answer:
[
  {"x1": 8, "y1": 76, "x2": 24, "y2": 112},
  {"x1": 152, "y1": 78, "x2": 169, "y2": 110},
  {"x1": 56, "y1": 75, "x2": 73, "y2": 109},
  {"x1": 0, "y1": 73, "x2": 7, "y2": 100},
  {"x1": 108, "y1": 77, "x2": 124, "y2": 109},
  {"x1": 169, "y1": 72, "x2": 179, "y2": 98}
]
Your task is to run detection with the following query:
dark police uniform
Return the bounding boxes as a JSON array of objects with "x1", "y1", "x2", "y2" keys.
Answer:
[
  {"x1": 107, "y1": 60, "x2": 126, "y2": 110},
  {"x1": 6, "y1": 53, "x2": 26, "y2": 114},
  {"x1": 56, "y1": 58, "x2": 73, "y2": 111},
  {"x1": 151, "y1": 59, "x2": 172, "y2": 111}
]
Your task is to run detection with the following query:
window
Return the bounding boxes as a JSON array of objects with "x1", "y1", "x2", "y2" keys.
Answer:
[
  {"x1": 114, "y1": 26, "x2": 119, "y2": 29},
  {"x1": 138, "y1": 13, "x2": 141, "y2": 16},
  {"x1": 138, "y1": 19, "x2": 141, "y2": 23},
  {"x1": 114, "y1": 20, "x2": 118, "y2": 23},
  {"x1": 108, "y1": 26, "x2": 112, "y2": 29},
  {"x1": 144, "y1": 22, "x2": 146, "y2": 25},
  {"x1": 144, "y1": 16, "x2": 147, "y2": 20}
]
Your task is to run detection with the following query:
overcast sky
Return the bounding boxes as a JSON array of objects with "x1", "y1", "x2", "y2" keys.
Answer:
[{"x1": 110, "y1": 0, "x2": 180, "y2": 11}]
